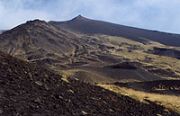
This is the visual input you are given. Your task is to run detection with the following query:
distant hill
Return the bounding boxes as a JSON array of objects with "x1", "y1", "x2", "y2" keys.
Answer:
[{"x1": 50, "y1": 15, "x2": 180, "y2": 47}]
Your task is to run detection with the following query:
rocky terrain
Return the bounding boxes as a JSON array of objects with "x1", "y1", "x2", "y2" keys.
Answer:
[{"x1": 1, "y1": 51, "x2": 178, "y2": 116}]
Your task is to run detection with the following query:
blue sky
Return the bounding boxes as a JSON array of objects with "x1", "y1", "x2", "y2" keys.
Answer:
[{"x1": 0, "y1": 0, "x2": 180, "y2": 34}]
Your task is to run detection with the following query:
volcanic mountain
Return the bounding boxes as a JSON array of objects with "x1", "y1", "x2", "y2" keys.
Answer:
[
  {"x1": 50, "y1": 15, "x2": 180, "y2": 47},
  {"x1": 0, "y1": 17, "x2": 180, "y2": 114},
  {"x1": 0, "y1": 19, "x2": 172, "y2": 83},
  {"x1": 0, "y1": 18, "x2": 180, "y2": 82}
]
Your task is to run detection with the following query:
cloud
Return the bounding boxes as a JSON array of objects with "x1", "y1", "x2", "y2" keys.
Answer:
[
  {"x1": 0, "y1": 0, "x2": 51, "y2": 29},
  {"x1": 0, "y1": 0, "x2": 180, "y2": 33}
]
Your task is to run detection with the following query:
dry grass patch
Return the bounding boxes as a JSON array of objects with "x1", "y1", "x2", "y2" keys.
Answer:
[{"x1": 99, "y1": 84, "x2": 180, "y2": 114}]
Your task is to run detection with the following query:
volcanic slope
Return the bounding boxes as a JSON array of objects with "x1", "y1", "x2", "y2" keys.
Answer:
[
  {"x1": 0, "y1": 51, "x2": 179, "y2": 116},
  {"x1": 50, "y1": 15, "x2": 180, "y2": 47},
  {"x1": 1, "y1": 19, "x2": 175, "y2": 83}
]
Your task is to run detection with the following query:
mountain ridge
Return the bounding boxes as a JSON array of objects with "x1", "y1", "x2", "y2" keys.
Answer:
[{"x1": 50, "y1": 15, "x2": 180, "y2": 47}]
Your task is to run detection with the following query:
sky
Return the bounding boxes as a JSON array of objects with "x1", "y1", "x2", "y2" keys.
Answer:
[{"x1": 0, "y1": 0, "x2": 180, "y2": 34}]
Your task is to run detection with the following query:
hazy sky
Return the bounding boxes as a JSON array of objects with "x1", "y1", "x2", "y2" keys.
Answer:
[{"x1": 0, "y1": 0, "x2": 180, "y2": 33}]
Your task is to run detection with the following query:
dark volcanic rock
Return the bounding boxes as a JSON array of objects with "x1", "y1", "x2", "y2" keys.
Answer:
[
  {"x1": 106, "y1": 62, "x2": 138, "y2": 70},
  {"x1": 0, "y1": 51, "x2": 178, "y2": 115}
]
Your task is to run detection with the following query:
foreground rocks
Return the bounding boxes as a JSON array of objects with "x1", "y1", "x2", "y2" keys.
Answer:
[{"x1": 0, "y1": 52, "x2": 179, "y2": 116}]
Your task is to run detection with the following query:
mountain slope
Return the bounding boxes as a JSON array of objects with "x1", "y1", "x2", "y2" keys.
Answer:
[
  {"x1": 1, "y1": 20, "x2": 174, "y2": 82},
  {"x1": 50, "y1": 15, "x2": 180, "y2": 47},
  {"x1": 0, "y1": 51, "x2": 178, "y2": 115},
  {"x1": 0, "y1": 20, "x2": 77, "y2": 58}
]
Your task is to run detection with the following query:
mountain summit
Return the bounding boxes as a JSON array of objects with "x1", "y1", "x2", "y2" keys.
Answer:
[{"x1": 71, "y1": 15, "x2": 88, "y2": 21}]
